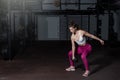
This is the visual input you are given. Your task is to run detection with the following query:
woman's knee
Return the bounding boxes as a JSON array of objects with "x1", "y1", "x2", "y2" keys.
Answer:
[
  {"x1": 68, "y1": 50, "x2": 72, "y2": 56},
  {"x1": 81, "y1": 54, "x2": 86, "y2": 60}
]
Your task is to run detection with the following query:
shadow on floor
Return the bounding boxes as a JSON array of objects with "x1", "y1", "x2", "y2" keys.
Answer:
[{"x1": 75, "y1": 55, "x2": 113, "y2": 76}]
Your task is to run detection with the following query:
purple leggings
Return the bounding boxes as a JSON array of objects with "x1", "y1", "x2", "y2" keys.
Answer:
[{"x1": 68, "y1": 43, "x2": 92, "y2": 70}]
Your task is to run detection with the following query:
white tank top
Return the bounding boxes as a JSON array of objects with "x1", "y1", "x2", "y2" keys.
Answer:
[{"x1": 75, "y1": 36, "x2": 86, "y2": 45}]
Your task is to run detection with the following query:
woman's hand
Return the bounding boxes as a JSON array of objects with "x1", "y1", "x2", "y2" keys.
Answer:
[
  {"x1": 72, "y1": 56, "x2": 78, "y2": 62},
  {"x1": 72, "y1": 56, "x2": 75, "y2": 60},
  {"x1": 99, "y1": 40, "x2": 104, "y2": 45}
]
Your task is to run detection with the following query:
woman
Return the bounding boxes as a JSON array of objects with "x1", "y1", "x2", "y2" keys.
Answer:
[{"x1": 65, "y1": 22, "x2": 104, "y2": 77}]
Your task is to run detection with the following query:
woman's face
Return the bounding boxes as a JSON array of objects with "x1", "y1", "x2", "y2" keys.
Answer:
[{"x1": 69, "y1": 27, "x2": 75, "y2": 33}]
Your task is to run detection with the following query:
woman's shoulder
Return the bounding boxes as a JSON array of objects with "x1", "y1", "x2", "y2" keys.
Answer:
[
  {"x1": 71, "y1": 34, "x2": 75, "y2": 39},
  {"x1": 71, "y1": 34, "x2": 75, "y2": 37},
  {"x1": 77, "y1": 30, "x2": 85, "y2": 34}
]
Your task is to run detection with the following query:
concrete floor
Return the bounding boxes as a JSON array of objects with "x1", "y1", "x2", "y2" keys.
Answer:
[{"x1": 0, "y1": 42, "x2": 120, "y2": 80}]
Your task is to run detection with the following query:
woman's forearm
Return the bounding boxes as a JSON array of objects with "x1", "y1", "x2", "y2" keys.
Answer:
[
  {"x1": 72, "y1": 46, "x2": 75, "y2": 58},
  {"x1": 90, "y1": 35, "x2": 102, "y2": 41}
]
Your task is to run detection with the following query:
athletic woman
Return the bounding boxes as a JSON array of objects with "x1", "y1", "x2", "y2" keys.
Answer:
[{"x1": 65, "y1": 22, "x2": 104, "y2": 77}]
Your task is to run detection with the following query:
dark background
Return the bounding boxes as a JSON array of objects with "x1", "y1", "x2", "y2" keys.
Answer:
[{"x1": 0, "y1": 0, "x2": 120, "y2": 80}]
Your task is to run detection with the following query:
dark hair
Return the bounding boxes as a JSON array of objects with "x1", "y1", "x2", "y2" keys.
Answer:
[{"x1": 69, "y1": 21, "x2": 79, "y2": 30}]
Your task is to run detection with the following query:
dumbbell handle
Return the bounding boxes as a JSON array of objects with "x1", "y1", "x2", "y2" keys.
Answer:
[{"x1": 72, "y1": 57, "x2": 78, "y2": 62}]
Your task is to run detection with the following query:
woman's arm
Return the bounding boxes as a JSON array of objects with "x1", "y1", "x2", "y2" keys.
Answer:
[
  {"x1": 71, "y1": 36, "x2": 76, "y2": 60},
  {"x1": 84, "y1": 31, "x2": 104, "y2": 45}
]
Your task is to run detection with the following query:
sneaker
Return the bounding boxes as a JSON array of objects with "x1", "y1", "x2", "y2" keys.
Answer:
[
  {"x1": 65, "y1": 67, "x2": 75, "y2": 71},
  {"x1": 82, "y1": 71, "x2": 90, "y2": 77}
]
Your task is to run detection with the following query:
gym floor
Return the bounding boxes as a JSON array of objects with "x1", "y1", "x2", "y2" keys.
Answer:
[{"x1": 0, "y1": 41, "x2": 120, "y2": 80}]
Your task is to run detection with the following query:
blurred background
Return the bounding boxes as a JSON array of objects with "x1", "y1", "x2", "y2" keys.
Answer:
[
  {"x1": 0, "y1": 0, "x2": 120, "y2": 60},
  {"x1": 0, "y1": 0, "x2": 120, "y2": 80}
]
